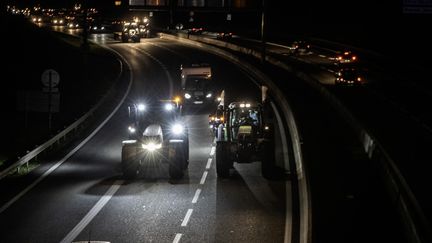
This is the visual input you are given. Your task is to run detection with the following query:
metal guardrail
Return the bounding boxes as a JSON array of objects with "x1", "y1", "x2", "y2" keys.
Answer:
[
  {"x1": 171, "y1": 32, "x2": 431, "y2": 243},
  {"x1": 0, "y1": 47, "x2": 124, "y2": 180}
]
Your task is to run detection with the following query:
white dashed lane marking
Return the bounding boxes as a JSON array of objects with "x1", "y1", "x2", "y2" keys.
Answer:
[
  {"x1": 199, "y1": 171, "x2": 208, "y2": 185},
  {"x1": 192, "y1": 189, "x2": 202, "y2": 204},
  {"x1": 209, "y1": 146, "x2": 216, "y2": 156},
  {"x1": 173, "y1": 233, "x2": 182, "y2": 243},
  {"x1": 205, "y1": 158, "x2": 212, "y2": 169},
  {"x1": 181, "y1": 209, "x2": 193, "y2": 227}
]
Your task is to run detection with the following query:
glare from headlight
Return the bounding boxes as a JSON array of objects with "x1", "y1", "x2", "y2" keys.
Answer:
[
  {"x1": 184, "y1": 93, "x2": 191, "y2": 99},
  {"x1": 206, "y1": 93, "x2": 212, "y2": 98},
  {"x1": 93, "y1": 26, "x2": 97, "y2": 30},
  {"x1": 101, "y1": 26, "x2": 105, "y2": 30},
  {"x1": 128, "y1": 126, "x2": 136, "y2": 133},
  {"x1": 137, "y1": 103, "x2": 145, "y2": 111},
  {"x1": 172, "y1": 124, "x2": 184, "y2": 135},
  {"x1": 142, "y1": 142, "x2": 162, "y2": 151},
  {"x1": 165, "y1": 103, "x2": 173, "y2": 111}
]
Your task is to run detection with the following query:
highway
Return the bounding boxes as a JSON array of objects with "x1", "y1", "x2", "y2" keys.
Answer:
[
  {"x1": 3, "y1": 5, "x2": 430, "y2": 242},
  {"x1": 0, "y1": 38, "x2": 287, "y2": 243}
]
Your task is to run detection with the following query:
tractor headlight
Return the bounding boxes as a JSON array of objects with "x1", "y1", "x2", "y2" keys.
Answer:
[
  {"x1": 171, "y1": 123, "x2": 184, "y2": 135},
  {"x1": 128, "y1": 126, "x2": 136, "y2": 133},
  {"x1": 164, "y1": 103, "x2": 173, "y2": 111},
  {"x1": 137, "y1": 103, "x2": 145, "y2": 111},
  {"x1": 206, "y1": 93, "x2": 212, "y2": 98},
  {"x1": 142, "y1": 142, "x2": 162, "y2": 151},
  {"x1": 184, "y1": 93, "x2": 191, "y2": 99}
]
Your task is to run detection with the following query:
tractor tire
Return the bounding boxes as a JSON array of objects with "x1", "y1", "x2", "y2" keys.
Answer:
[
  {"x1": 169, "y1": 144, "x2": 185, "y2": 179},
  {"x1": 121, "y1": 145, "x2": 139, "y2": 179},
  {"x1": 183, "y1": 133, "x2": 190, "y2": 169},
  {"x1": 261, "y1": 140, "x2": 276, "y2": 179},
  {"x1": 216, "y1": 141, "x2": 230, "y2": 178}
]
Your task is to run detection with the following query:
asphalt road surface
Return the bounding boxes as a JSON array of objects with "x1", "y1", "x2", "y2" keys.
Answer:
[{"x1": 0, "y1": 37, "x2": 287, "y2": 243}]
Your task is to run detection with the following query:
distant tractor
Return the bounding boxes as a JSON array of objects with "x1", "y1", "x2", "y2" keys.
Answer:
[
  {"x1": 215, "y1": 87, "x2": 275, "y2": 178},
  {"x1": 121, "y1": 22, "x2": 141, "y2": 43}
]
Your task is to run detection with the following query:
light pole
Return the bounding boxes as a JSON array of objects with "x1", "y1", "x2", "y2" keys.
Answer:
[{"x1": 261, "y1": 0, "x2": 266, "y2": 64}]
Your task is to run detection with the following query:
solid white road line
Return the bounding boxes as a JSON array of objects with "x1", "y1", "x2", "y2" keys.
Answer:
[
  {"x1": 318, "y1": 54, "x2": 326, "y2": 58},
  {"x1": 60, "y1": 180, "x2": 123, "y2": 243},
  {"x1": 209, "y1": 146, "x2": 216, "y2": 156},
  {"x1": 205, "y1": 158, "x2": 212, "y2": 169},
  {"x1": 199, "y1": 171, "x2": 208, "y2": 185},
  {"x1": 181, "y1": 209, "x2": 193, "y2": 227},
  {"x1": 0, "y1": 50, "x2": 133, "y2": 214},
  {"x1": 173, "y1": 233, "x2": 182, "y2": 243},
  {"x1": 192, "y1": 189, "x2": 202, "y2": 204}
]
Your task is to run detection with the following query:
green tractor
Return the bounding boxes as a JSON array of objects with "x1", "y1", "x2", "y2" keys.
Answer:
[{"x1": 215, "y1": 86, "x2": 275, "y2": 178}]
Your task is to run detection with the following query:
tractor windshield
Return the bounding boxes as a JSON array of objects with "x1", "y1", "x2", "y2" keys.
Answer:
[{"x1": 230, "y1": 107, "x2": 260, "y2": 140}]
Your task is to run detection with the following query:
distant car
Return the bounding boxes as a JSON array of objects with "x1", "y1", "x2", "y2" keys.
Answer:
[
  {"x1": 175, "y1": 23, "x2": 184, "y2": 30},
  {"x1": 66, "y1": 21, "x2": 80, "y2": 29},
  {"x1": 335, "y1": 68, "x2": 365, "y2": 85},
  {"x1": 89, "y1": 22, "x2": 111, "y2": 33},
  {"x1": 51, "y1": 17, "x2": 65, "y2": 26},
  {"x1": 291, "y1": 40, "x2": 311, "y2": 55},
  {"x1": 187, "y1": 27, "x2": 204, "y2": 35},
  {"x1": 31, "y1": 16, "x2": 43, "y2": 24},
  {"x1": 335, "y1": 51, "x2": 357, "y2": 64},
  {"x1": 216, "y1": 31, "x2": 233, "y2": 40}
]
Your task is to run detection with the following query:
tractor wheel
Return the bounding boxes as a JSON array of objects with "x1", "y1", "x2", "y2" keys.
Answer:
[
  {"x1": 169, "y1": 144, "x2": 185, "y2": 179},
  {"x1": 216, "y1": 141, "x2": 231, "y2": 178},
  {"x1": 121, "y1": 145, "x2": 139, "y2": 179},
  {"x1": 183, "y1": 133, "x2": 190, "y2": 169}
]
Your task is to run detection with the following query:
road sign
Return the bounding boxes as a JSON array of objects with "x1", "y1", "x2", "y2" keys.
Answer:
[{"x1": 41, "y1": 69, "x2": 60, "y2": 88}]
